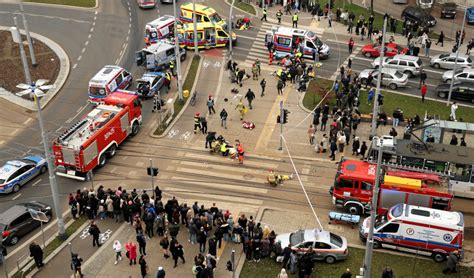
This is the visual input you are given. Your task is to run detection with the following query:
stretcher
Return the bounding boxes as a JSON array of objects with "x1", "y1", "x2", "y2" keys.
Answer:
[{"x1": 328, "y1": 211, "x2": 360, "y2": 229}]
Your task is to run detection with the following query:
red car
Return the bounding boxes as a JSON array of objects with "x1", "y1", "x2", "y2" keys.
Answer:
[{"x1": 361, "y1": 42, "x2": 408, "y2": 58}]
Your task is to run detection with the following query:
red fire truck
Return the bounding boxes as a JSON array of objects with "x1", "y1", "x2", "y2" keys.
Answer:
[
  {"x1": 329, "y1": 159, "x2": 453, "y2": 215},
  {"x1": 53, "y1": 92, "x2": 142, "y2": 180}
]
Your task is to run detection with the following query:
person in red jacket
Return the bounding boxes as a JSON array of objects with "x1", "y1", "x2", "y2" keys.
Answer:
[
  {"x1": 420, "y1": 84, "x2": 427, "y2": 103},
  {"x1": 348, "y1": 37, "x2": 355, "y2": 53},
  {"x1": 125, "y1": 240, "x2": 137, "y2": 265}
]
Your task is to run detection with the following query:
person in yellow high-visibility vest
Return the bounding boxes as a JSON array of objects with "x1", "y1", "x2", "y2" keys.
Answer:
[
  {"x1": 235, "y1": 101, "x2": 246, "y2": 120},
  {"x1": 292, "y1": 13, "x2": 299, "y2": 28},
  {"x1": 260, "y1": 8, "x2": 267, "y2": 22}
]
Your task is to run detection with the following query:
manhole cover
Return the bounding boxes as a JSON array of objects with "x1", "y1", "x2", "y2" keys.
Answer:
[{"x1": 243, "y1": 174, "x2": 254, "y2": 180}]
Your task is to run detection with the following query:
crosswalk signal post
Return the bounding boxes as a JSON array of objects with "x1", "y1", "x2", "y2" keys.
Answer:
[{"x1": 147, "y1": 159, "x2": 159, "y2": 198}]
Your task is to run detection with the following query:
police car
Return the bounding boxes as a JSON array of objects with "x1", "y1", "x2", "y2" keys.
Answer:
[
  {"x1": 0, "y1": 156, "x2": 47, "y2": 194},
  {"x1": 136, "y1": 72, "x2": 166, "y2": 98}
]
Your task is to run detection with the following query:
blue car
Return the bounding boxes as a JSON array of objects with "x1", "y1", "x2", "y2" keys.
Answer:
[
  {"x1": 467, "y1": 7, "x2": 474, "y2": 24},
  {"x1": 135, "y1": 72, "x2": 166, "y2": 98},
  {"x1": 0, "y1": 156, "x2": 47, "y2": 194}
]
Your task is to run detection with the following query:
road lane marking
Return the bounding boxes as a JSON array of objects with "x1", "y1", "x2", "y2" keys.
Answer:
[
  {"x1": 12, "y1": 193, "x2": 22, "y2": 200},
  {"x1": 23, "y1": 118, "x2": 33, "y2": 125},
  {"x1": 95, "y1": 11, "x2": 98, "y2": 15},
  {"x1": 81, "y1": 47, "x2": 86, "y2": 53},
  {"x1": 32, "y1": 179, "x2": 42, "y2": 187},
  {"x1": 92, "y1": 21, "x2": 96, "y2": 27},
  {"x1": 90, "y1": 27, "x2": 94, "y2": 33},
  {"x1": 85, "y1": 40, "x2": 89, "y2": 46},
  {"x1": 73, "y1": 63, "x2": 78, "y2": 69},
  {"x1": 77, "y1": 55, "x2": 82, "y2": 61},
  {"x1": 88, "y1": 34, "x2": 92, "y2": 39}
]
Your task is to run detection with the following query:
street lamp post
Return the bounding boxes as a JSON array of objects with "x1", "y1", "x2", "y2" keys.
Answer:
[
  {"x1": 369, "y1": 17, "x2": 388, "y2": 140},
  {"x1": 12, "y1": 16, "x2": 31, "y2": 85},
  {"x1": 19, "y1": 0, "x2": 37, "y2": 66},
  {"x1": 447, "y1": 8, "x2": 468, "y2": 106},
  {"x1": 228, "y1": 0, "x2": 235, "y2": 61},
  {"x1": 361, "y1": 139, "x2": 384, "y2": 278},
  {"x1": 172, "y1": 0, "x2": 183, "y2": 100},
  {"x1": 192, "y1": 0, "x2": 198, "y2": 54}
]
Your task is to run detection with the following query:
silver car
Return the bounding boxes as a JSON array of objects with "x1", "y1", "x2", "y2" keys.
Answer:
[
  {"x1": 359, "y1": 68, "x2": 408, "y2": 90},
  {"x1": 275, "y1": 229, "x2": 348, "y2": 264},
  {"x1": 372, "y1": 55, "x2": 422, "y2": 77},
  {"x1": 442, "y1": 68, "x2": 474, "y2": 83},
  {"x1": 430, "y1": 53, "x2": 472, "y2": 70}
]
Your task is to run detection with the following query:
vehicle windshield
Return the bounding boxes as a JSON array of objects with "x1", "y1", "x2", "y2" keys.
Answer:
[
  {"x1": 210, "y1": 13, "x2": 222, "y2": 23},
  {"x1": 454, "y1": 68, "x2": 464, "y2": 74},
  {"x1": 394, "y1": 71, "x2": 404, "y2": 78},
  {"x1": 307, "y1": 31, "x2": 316, "y2": 38},
  {"x1": 0, "y1": 223, "x2": 6, "y2": 232},
  {"x1": 289, "y1": 230, "x2": 305, "y2": 246},
  {"x1": 314, "y1": 37, "x2": 323, "y2": 47},
  {"x1": 439, "y1": 53, "x2": 449, "y2": 59},
  {"x1": 468, "y1": 58, "x2": 472, "y2": 63},
  {"x1": 374, "y1": 213, "x2": 388, "y2": 229},
  {"x1": 329, "y1": 233, "x2": 343, "y2": 247},
  {"x1": 0, "y1": 179, "x2": 5, "y2": 184},
  {"x1": 89, "y1": 86, "x2": 107, "y2": 97}
]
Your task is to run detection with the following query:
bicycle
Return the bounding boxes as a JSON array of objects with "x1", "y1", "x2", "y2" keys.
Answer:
[{"x1": 190, "y1": 91, "x2": 197, "y2": 106}]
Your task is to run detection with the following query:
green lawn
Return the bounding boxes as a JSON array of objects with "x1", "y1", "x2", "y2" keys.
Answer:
[
  {"x1": 227, "y1": 0, "x2": 257, "y2": 16},
  {"x1": 25, "y1": 0, "x2": 95, "y2": 7},
  {"x1": 303, "y1": 79, "x2": 474, "y2": 122},
  {"x1": 240, "y1": 247, "x2": 474, "y2": 278}
]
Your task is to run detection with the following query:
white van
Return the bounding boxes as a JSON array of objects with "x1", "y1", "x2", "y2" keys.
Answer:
[
  {"x1": 135, "y1": 40, "x2": 186, "y2": 70},
  {"x1": 88, "y1": 65, "x2": 133, "y2": 102},
  {"x1": 359, "y1": 204, "x2": 464, "y2": 262}
]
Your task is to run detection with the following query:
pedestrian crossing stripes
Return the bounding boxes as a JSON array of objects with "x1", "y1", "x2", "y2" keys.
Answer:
[{"x1": 329, "y1": 45, "x2": 362, "y2": 80}]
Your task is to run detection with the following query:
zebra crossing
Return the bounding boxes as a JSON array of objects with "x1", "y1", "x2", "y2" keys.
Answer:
[{"x1": 224, "y1": 21, "x2": 325, "y2": 73}]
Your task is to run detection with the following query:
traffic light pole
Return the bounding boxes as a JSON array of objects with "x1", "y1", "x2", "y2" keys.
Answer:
[
  {"x1": 278, "y1": 101, "x2": 283, "y2": 150},
  {"x1": 149, "y1": 158, "x2": 155, "y2": 198}
]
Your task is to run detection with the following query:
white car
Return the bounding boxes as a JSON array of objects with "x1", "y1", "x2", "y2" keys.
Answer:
[
  {"x1": 359, "y1": 68, "x2": 408, "y2": 90},
  {"x1": 276, "y1": 229, "x2": 348, "y2": 264},
  {"x1": 442, "y1": 68, "x2": 474, "y2": 83},
  {"x1": 430, "y1": 53, "x2": 472, "y2": 70}
]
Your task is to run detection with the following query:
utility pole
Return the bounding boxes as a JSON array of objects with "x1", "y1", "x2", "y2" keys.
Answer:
[
  {"x1": 447, "y1": 8, "x2": 467, "y2": 106},
  {"x1": 192, "y1": 0, "x2": 198, "y2": 54},
  {"x1": 149, "y1": 158, "x2": 155, "y2": 197},
  {"x1": 362, "y1": 139, "x2": 384, "y2": 278},
  {"x1": 369, "y1": 17, "x2": 387, "y2": 140},
  {"x1": 172, "y1": 0, "x2": 183, "y2": 100},
  {"x1": 34, "y1": 93, "x2": 66, "y2": 239},
  {"x1": 278, "y1": 100, "x2": 283, "y2": 150},
  {"x1": 228, "y1": 0, "x2": 235, "y2": 61},
  {"x1": 19, "y1": 0, "x2": 37, "y2": 66},
  {"x1": 231, "y1": 249, "x2": 236, "y2": 278},
  {"x1": 12, "y1": 17, "x2": 32, "y2": 85}
]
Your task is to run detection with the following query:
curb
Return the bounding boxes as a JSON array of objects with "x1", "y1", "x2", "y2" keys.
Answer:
[
  {"x1": 26, "y1": 219, "x2": 90, "y2": 278},
  {"x1": 0, "y1": 26, "x2": 70, "y2": 111},
  {"x1": 22, "y1": 0, "x2": 98, "y2": 10},
  {"x1": 149, "y1": 54, "x2": 203, "y2": 139}
]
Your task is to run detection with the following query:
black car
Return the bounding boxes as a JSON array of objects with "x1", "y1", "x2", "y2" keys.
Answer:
[
  {"x1": 441, "y1": 2, "x2": 457, "y2": 19},
  {"x1": 401, "y1": 6, "x2": 437, "y2": 27},
  {"x1": 0, "y1": 201, "x2": 52, "y2": 245},
  {"x1": 436, "y1": 82, "x2": 474, "y2": 103}
]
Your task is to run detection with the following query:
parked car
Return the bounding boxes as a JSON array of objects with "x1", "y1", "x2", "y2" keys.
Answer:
[
  {"x1": 136, "y1": 72, "x2": 166, "y2": 98},
  {"x1": 372, "y1": 55, "x2": 423, "y2": 77},
  {"x1": 442, "y1": 68, "x2": 474, "y2": 83},
  {"x1": 361, "y1": 42, "x2": 408, "y2": 58},
  {"x1": 417, "y1": 0, "x2": 433, "y2": 9},
  {"x1": 401, "y1": 6, "x2": 437, "y2": 27},
  {"x1": 0, "y1": 201, "x2": 52, "y2": 245},
  {"x1": 441, "y1": 2, "x2": 457, "y2": 19},
  {"x1": 275, "y1": 229, "x2": 348, "y2": 264},
  {"x1": 430, "y1": 53, "x2": 472, "y2": 70},
  {"x1": 467, "y1": 7, "x2": 474, "y2": 24},
  {"x1": 436, "y1": 82, "x2": 474, "y2": 103},
  {"x1": 0, "y1": 156, "x2": 47, "y2": 194},
  {"x1": 359, "y1": 68, "x2": 409, "y2": 89}
]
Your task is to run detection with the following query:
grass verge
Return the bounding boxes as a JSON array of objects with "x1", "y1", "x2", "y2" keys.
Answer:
[
  {"x1": 227, "y1": 0, "x2": 257, "y2": 16},
  {"x1": 153, "y1": 55, "x2": 201, "y2": 135},
  {"x1": 12, "y1": 216, "x2": 88, "y2": 278},
  {"x1": 25, "y1": 0, "x2": 96, "y2": 7},
  {"x1": 303, "y1": 78, "x2": 474, "y2": 122},
  {"x1": 240, "y1": 247, "x2": 474, "y2": 277}
]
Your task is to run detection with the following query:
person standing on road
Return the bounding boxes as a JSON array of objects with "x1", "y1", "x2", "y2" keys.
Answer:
[
  {"x1": 420, "y1": 84, "x2": 427, "y2": 102},
  {"x1": 193, "y1": 112, "x2": 201, "y2": 134},
  {"x1": 89, "y1": 221, "x2": 101, "y2": 248},
  {"x1": 261, "y1": 8, "x2": 267, "y2": 21},
  {"x1": 113, "y1": 240, "x2": 123, "y2": 265},
  {"x1": 245, "y1": 89, "x2": 256, "y2": 110},
  {"x1": 235, "y1": 100, "x2": 246, "y2": 120},
  {"x1": 29, "y1": 241, "x2": 44, "y2": 268},
  {"x1": 419, "y1": 69, "x2": 427, "y2": 89},
  {"x1": 292, "y1": 12, "x2": 299, "y2": 28},
  {"x1": 160, "y1": 236, "x2": 170, "y2": 259},
  {"x1": 156, "y1": 266, "x2": 166, "y2": 278},
  {"x1": 348, "y1": 37, "x2": 354, "y2": 53},
  {"x1": 436, "y1": 31, "x2": 445, "y2": 47},
  {"x1": 260, "y1": 78, "x2": 266, "y2": 97},
  {"x1": 220, "y1": 108, "x2": 228, "y2": 129},
  {"x1": 277, "y1": 79, "x2": 284, "y2": 95},
  {"x1": 125, "y1": 240, "x2": 137, "y2": 265},
  {"x1": 71, "y1": 253, "x2": 84, "y2": 278},
  {"x1": 207, "y1": 96, "x2": 216, "y2": 115},
  {"x1": 425, "y1": 38, "x2": 431, "y2": 57},
  {"x1": 200, "y1": 116, "x2": 208, "y2": 134},
  {"x1": 139, "y1": 255, "x2": 148, "y2": 278},
  {"x1": 137, "y1": 231, "x2": 147, "y2": 256},
  {"x1": 307, "y1": 125, "x2": 316, "y2": 145},
  {"x1": 172, "y1": 241, "x2": 185, "y2": 268},
  {"x1": 197, "y1": 227, "x2": 207, "y2": 253},
  {"x1": 276, "y1": 9, "x2": 283, "y2": 24}
]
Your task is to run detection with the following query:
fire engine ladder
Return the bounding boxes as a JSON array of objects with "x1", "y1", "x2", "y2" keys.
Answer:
[{"x1": 73, "y1": 150, "x2": 81, "y2": 172}]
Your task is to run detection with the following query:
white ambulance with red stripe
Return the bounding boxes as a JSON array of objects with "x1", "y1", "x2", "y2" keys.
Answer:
[{"x1": 359, "y1": 203, "x2": 464, "y2": 262}]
